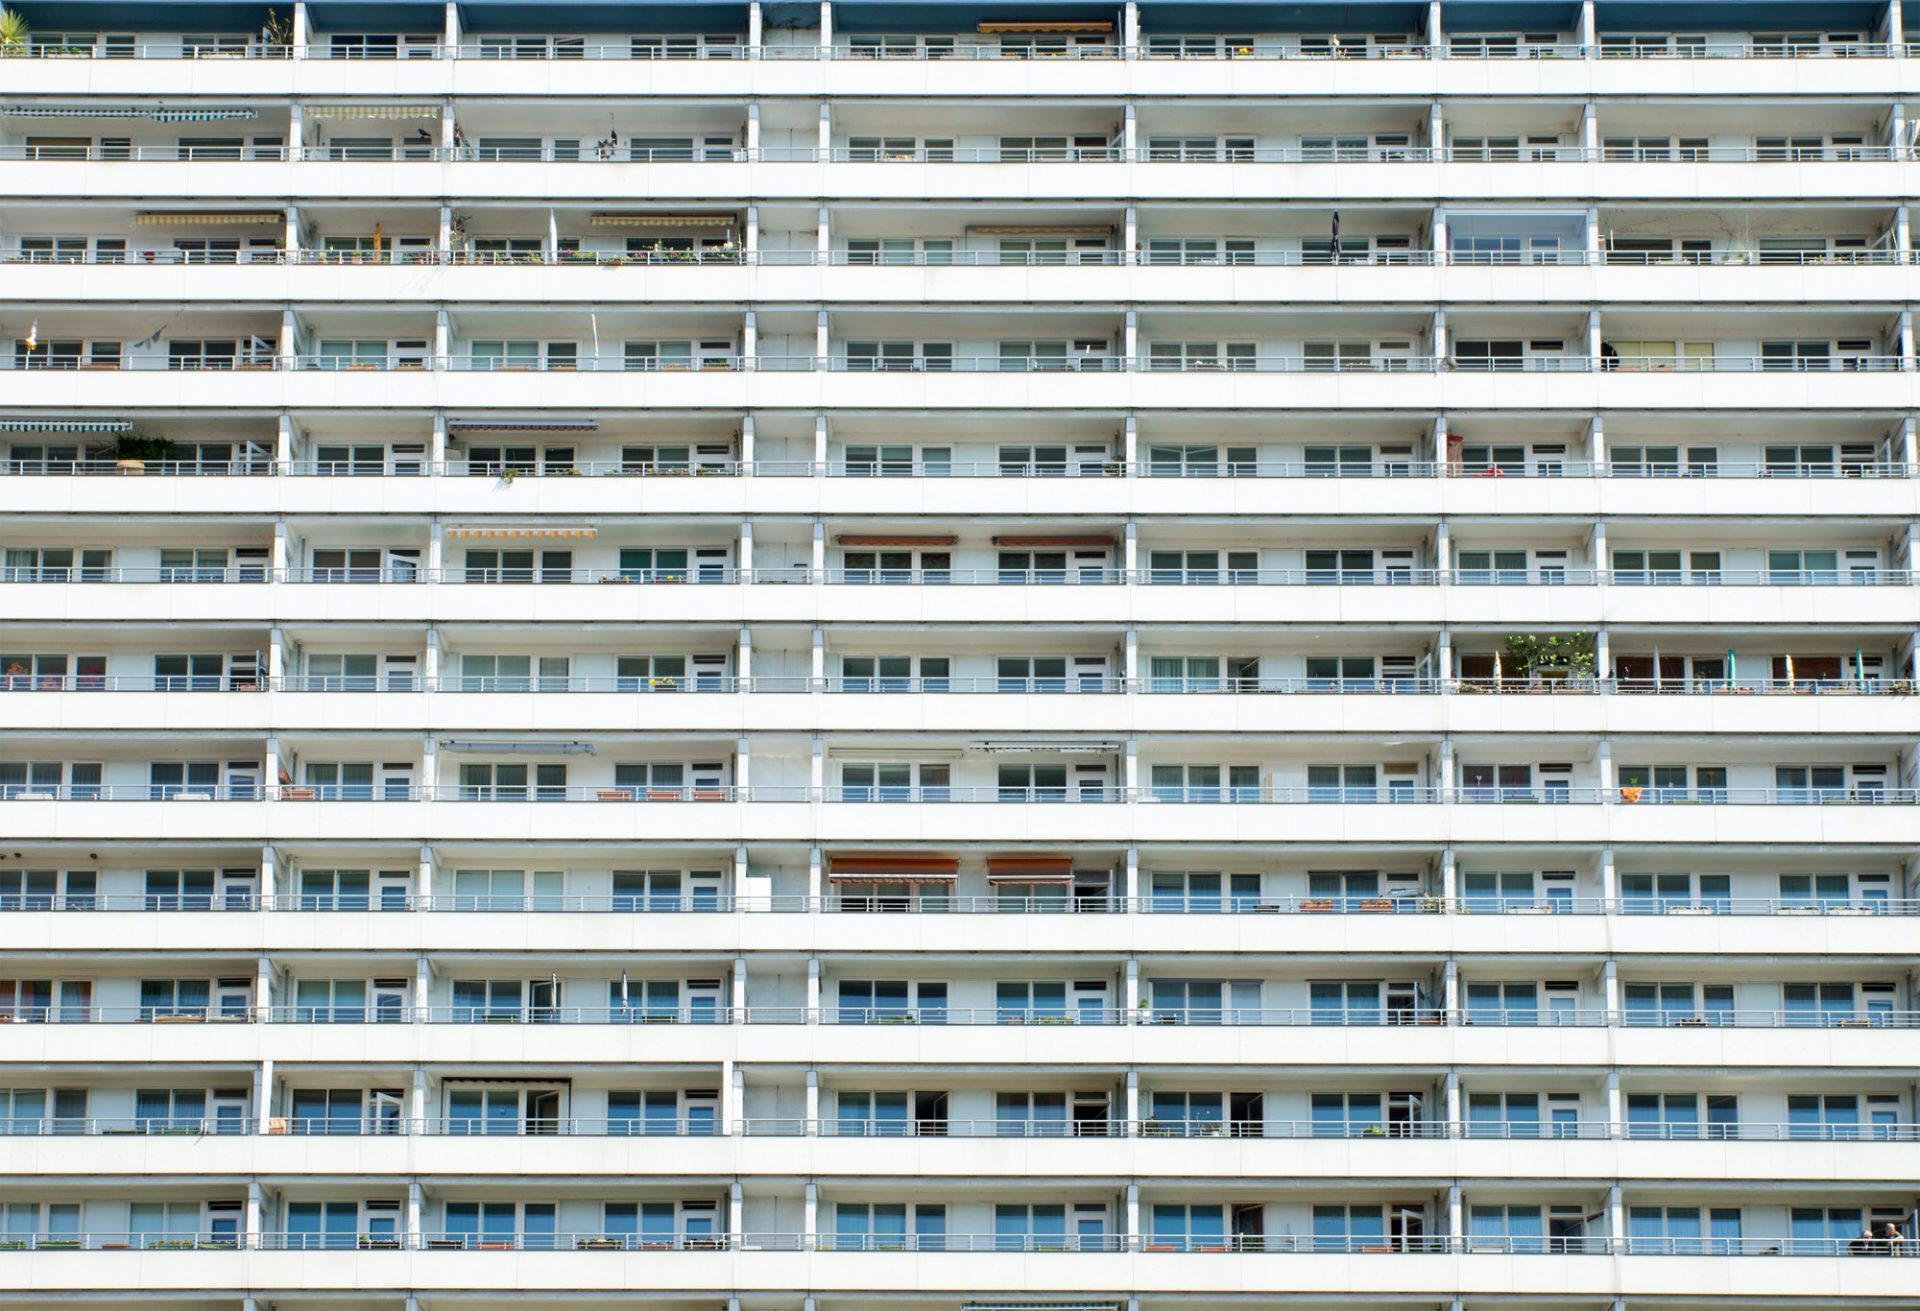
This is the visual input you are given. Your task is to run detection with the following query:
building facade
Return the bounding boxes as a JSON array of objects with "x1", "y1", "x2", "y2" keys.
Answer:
[{"x1": 3, "y1": 1, "x2": 1920, "y2": 1310}]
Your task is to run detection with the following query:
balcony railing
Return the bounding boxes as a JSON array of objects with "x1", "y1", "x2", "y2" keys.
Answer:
[
  {"x1": 8, "y1": 456, "x2": 1916, "y2": 481},
  {"x1": 21, "y1": 246, "x2": 1910, "y2": 269},
  {"x1": 10, "y1": 143, "x2": 1916, "y2": 165},
  {"x1": 7, "y1": 784, "x2": 1917, "y2": 807},
  {"x1": 7, "y1": 1003, "x2": 1917, "y2": 1030},
  {"x1": 1, "y1": 38, "x2": 1900, "y2": 61},
  {"x1": 13, "y1": 1231, "x2": 1917, "y2": 1256}
]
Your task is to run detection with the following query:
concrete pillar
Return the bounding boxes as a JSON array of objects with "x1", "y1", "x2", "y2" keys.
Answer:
[
  {"x1": 1428, "y1": 102, "x2": 1444, "y2": 157},
  {"x1": 274, "y1": 412, "x2": 294, "y2": 469},
  {"x1": 1123, "y1": 0, "x2": 1139, "y2": 54},
  {"x1": 408, "y1": 1180, "x2": 424, "y2": 1240},
  {"x1": 1602, "y1": 957, "x2": 1620, "y2": 1014},
  {"x1": 422, "y1": 628, "x2": 440, "y2": 687},
  {"x1": 1123, "y1": 520, "x2": 1138, "y2": 574},
  {"x1": 546, "y1": 207, "x2": 559, "y2": 259},
  {"x1": 434, "y1": 308, "x2": 450, "y2": 367},
  {"x1": 731, "y1": 957, "x2": 748, "y2": 1021},
  {"x1": 1901, "y1": 310, "x2": 1914, "y2": 366},
  {"x1": 737, "y1": 629, "x2": 754, "y2": 686},
  {"x1": 1585, "y1": 206, "x2": 1601, "y2": 264},
  {"x1": 1123, "y1": 413, "x2": 1138, "y2": 467},
  {"x1": 255, "y1": 1058, "x2": 274, "y2": 1133},
  {"x1": 811, "y1": 628, "x2": 826, "y2": 681},
  {"x1": 412, "y1": 1065, "x2": 427, "y2": 1129},
  {"x1": 1125, "y1": 847, "x2": 1139, "y2": 905},
  {"x1": 1123, "y1": 309, "x2": 1138, "y2": 364},
  {"x1": 1125, "y1": 1182, "x2": 1140, "y2": 1238},
  {"x1": 803, "y1": 1181, "x2": 818, "y2": 1236},
  {"x1": 809, "y1": 847, "x2": 823, "y2": 902},
  {"x1": 431, "y1": 411, "x2": 447, "y2": 469},
  {"x1": 437, "y1": 204, "x2": 453, "y2": 254},
  {"x1": 1122, "y1": 102, "x2": 1137, "y2": 155},
  {"x1": 745, "y1": 103, "x2": 760, "y2": 158},
  {"x1": 748, "y1": 0, "x2": 763, "y2": 48},
  {"x1": 811, "y1": 520, "x2": 826, "y2": 575},
  {"x1": 729, "y1": 1181, "x2": 743, "y2": 1239},
  {"x1": 264, "y1": 736, "x2": 281, "y2": 796},
  {"x1": 1125, "y1": 1069, "x2": 1139, "y2": 1129},
  {"x1": 1430, "y1": 414, "x2": 1448, "y2": 470},
  {"x1": 1582, "y1": 101, "x2": 1599, "y2": 154},
  {"x1": 1594, "y1": 628, "x2": 1611, "y2": 682},
  {"x1": 1123, "y1": 206, "x2": 1138, "y2": 255},
  {"x1": 1588, "y1": 309, "x2": 1603, "y2": 365},
  {"x1": 254, "y1": 953, "x2": 273, "y2": 1018},
  {"x1": 817, "y1": 102, "x2": 831, "y2": 155},
  {"x1": 1597, "y1": 739, "x2": 1615, "y2": 801},
  {"x1": 1437, "y1": 737, "x2": 1454, "y2": 800},
  {"x1": 1442, "y1": 958, "x2": 1459, "y2": 1014},
  {"x1": 427, "y1": 520, "x2": 444, "y2": 578},
  {"x1": 277, "y1": 308, "x2": 297, "y2": 368},
  {"x1": 1444, "y1": 1069, "x2": 1460, "y2": 1127},
  {"x1": 1123, "y1": 738, "x2": 1138, "y2": 794},
  {"x1": 246, "y1": 1181, "x2": 265, "y2": 1245},
  {"x1": 813, "y1": 414, "x2": 829, "y2": 467},
  {"x1": 1428, "y1": 0, "x2": 1442, "y2": 50},
  {"x1": 1900, "y1": 205, "x2": 1913, "y2": 257},
  {"x1": 1587, "y1": 414, "x2": 1604, "y2": 468},
  {"x1": 414, "y1": 951, "x2": 431, "y2": 1016},
  {"x1": 1607, "y1": 1184, "x2": 1624, "y2": 1244},
  {"x1": 807, "y1": 956, "x2": 822, "y2": 1015},
  {"x1": 742, "y1": 309, "x2": 758, "y2": 367},
  {"x1": 805, "y1": 1067, "x2": 820, "y2": 1133},
  {"x1": 283, "y1": 200, "x2": 301, "y2": 255},
  {"x1": 1123, "y1": 628, "x2": 1139, "y2": 683},
  {"x1": 289, "y1": 0, "x2": 308, "y2": 51},
  {"x1": 734, "y1": 844, "x2": 750, "y2": 906},
  {"x1": 1124, "y1": 957, "x2": 1140, "y2": 1012},
  {"x1": 1592, "y1": 520, "x2": 1608, "y2": 579},
  {"x1": 266, "y1": 628, "x2": 286, "y2": 685},
  {"x1": 1440, "y1": 847, "x2": 1457, "y2": 902},
  {"x1": 1446, "y1": 1183, "x2": 1463, "y2": 1238},
  {"x1": 730, "y1": 1064, "x2": 745, "y2": 1134},
  {"x1": 744, "y1": 206, "x2": 760, "y2": 263},
  {"x1": 1604, "y1": 1070, "x2": 1621, "y2": 1136},
  {"x1": 1893, "y1": 0, "x2": 1907, "y2": 53},
  {"x1": 1431, "y1": 308, "x2": 1448, "y2": 363},
  {"x1": 1580, "y1": 0, "x2": 1597, "y2": 54}
]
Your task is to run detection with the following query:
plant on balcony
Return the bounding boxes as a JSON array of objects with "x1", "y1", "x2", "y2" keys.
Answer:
[
  {"x1": 101, "y1": 432, "x2": 179, "y2": 473},
  {"x1": 1500, "y1": 632, "x2": 1597, "y2": 688},
  {"x1": 0, "y1": 8, "x2": 28, "y2": 55},
  {"x1": 261, "y1": 7, "x2": 291, "y2": 49}
]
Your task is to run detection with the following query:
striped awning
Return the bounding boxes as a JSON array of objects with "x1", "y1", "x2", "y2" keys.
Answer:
[
  {"x1": 591, "y1": 213, "x2": 735, "y2": 228},
  {"x1": 445, "y1": 527, "x2": 597, "y2": 540},
  {"x1": 304, "y1": 104, "x2": 440, "y2": 122},
  {"x1": 137, "y1": 212, "x2": 282, "y2": 227},
  {"x1": 447, "y1": 419, "x2": 599, "y2": 432},
  {"x1": 5, "y1": 105, "x2": 255, "y2": 121},
  {"x1": 837, "y1": 535, "x2": 958, "y2": 547},
  {"x1": 152, "y1": 107, "x2": 258, "y2": 122},
  {"x1": 0, "y1": 417, "x2": 132, "y2": 433},
  {"x1": 830, "y1": 871, "x2": 956, "y2": 885}
]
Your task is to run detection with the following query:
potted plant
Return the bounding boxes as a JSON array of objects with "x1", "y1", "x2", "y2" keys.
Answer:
[
  {"x1": 102, "y1": 432, "x2": 178, "y2": 476},
  {"x1": 0, "y1": 8, "x2": 29, "y2": 55},
  {"x1": 1300, "y1": 898, "x2": 1336, "y2": 912}
]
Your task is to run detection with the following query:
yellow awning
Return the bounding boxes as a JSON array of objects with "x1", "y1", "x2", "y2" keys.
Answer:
[
  {"x1": 138, "y1": 212, "x2": 282, "y2": 227},
  {"x1": 304, "y1": 103, "x2": 440, "y2": 121},
  {"x1": 591, "y1": 213, "x2": 735, "y2": 228},
  {"x1": 445, "y1": 527, "x2": 598, "y2": 540}
]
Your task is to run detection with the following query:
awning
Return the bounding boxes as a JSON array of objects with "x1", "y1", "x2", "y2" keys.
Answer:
[
  {"x1": 304, "y1": 103, "x2": 441, "y2": 122},
  {"x1": 447, "y1": 419, "x2": 600, "y2": 432},
  {"x1": 152, "y1": 107, "x2": 259, "y2": 122},
  {"x1": 987, "y1": 855, "x2": 1074, "y2": 882},
  {"x1": 992, "y1": 535, "x2": 1115, "y2": 547},
  {"x1": 979, "y1": 20, "x2": 1113, "y2": 31},
  {"x1": 971, "y1": 225, "x2": 1114, "y2": 236},
  {"x1": 4, "y1": 105, "x2": 255, "y2": 121},
  {"x1": 837, "y1": 535, "x2": 958, "y2": 547},
  {"x1": 829, "y1": 853, "x2": 958, "y2": 882},
  {"x1": 445, "y1": 527, "x2": 597, "y2": 539},
  {"x1": 137, "y1": 212, "x2": 282, "y2": 227},
  {"x1": 591, "y1": 213, "x2": 736, "y2": 228},
  {"x1": 0, "y1": 417, "x2": 132, "y2": 433}
]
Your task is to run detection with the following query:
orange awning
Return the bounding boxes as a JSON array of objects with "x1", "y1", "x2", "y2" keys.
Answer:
[
  {"x1": 837, "y1": 535, "x2": 959, "y2": 547},
  {"x1": 829, "y1": 853, "x2": 959, "y2": 881}
]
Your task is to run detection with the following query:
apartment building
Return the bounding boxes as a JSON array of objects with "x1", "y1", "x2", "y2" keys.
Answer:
[{"x1": 3, "y1": 1, "x2": 1920, "y2": 1310}]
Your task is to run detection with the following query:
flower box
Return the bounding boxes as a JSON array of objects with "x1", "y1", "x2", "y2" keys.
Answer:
[{"x1": 597, "y1": 789, "x2": 634, "y2": 801}]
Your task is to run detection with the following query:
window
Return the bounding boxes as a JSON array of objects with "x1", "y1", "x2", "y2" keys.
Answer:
[
  {"x1": 1148, "y1": 870, "x2": 1261, "y2": 913},
  {"x1": 1153, "y1": 978, "x2": 1262, "y2": 1024},
  {"x1": 611, "y1": 869, "x2": 723, "y2": 912},
  {"x1": 608, "y1": 1089, "x2": 718, "y2": 1136},
  {"x1": 1148, "y1": 550, "x2": 1258, "y2": 584},
  {"x1": 442, "y1": 1200, "x2": 558, "y2": 1249},
  {"x1": 840, "y1": 655, "x2": 949, "y2": 692},
  {"x1": 1623, "y1": 982, "x2": 1735, "y2": 1027},
  {"x1": 839, "y1": 762, "x2": 949, "y2": 802},
  {"x1": 458, "y1": 763, "x2": 567, "y2": 801},
  {"x1": 1619, "y1": 872, "x2": 1730, "y2": 914},
  {"x1": 1149, "y1": 1203, "x2": 1226, "y2": 1252},
  {"x1": 834, "y1": 1202, "x2": 947, "y2": 1251},
  {"x1": 836, "y1": 980, "x2": 947, "y2": 1024},
  {"x1": 835, "y1": 1089, "x2": 948, "y2": 1138}
]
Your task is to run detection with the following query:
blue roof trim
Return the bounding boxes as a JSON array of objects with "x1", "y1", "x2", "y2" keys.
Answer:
[
  {"x1": 15, "y1": 0, "x2": 274, "y2": 27},
  {"x1": 1139, "y1": 1, "x2": 1427, "y2": 32},
  {"x1": 307, "y1": 0, "x2": 445, "y2": 31},
  {"x1": 454, "y1": 0, "x2": 748, "y2": 32},
  {"x1": 1595, "y1": 0, "x2": 1885, "y2": 27},
  {"x1": 1443, "y1": 0, "x2": 1582, "y2": 32},
  {"x1": 832, "y1": 0, "x2": 1119, "y2": 33}
]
